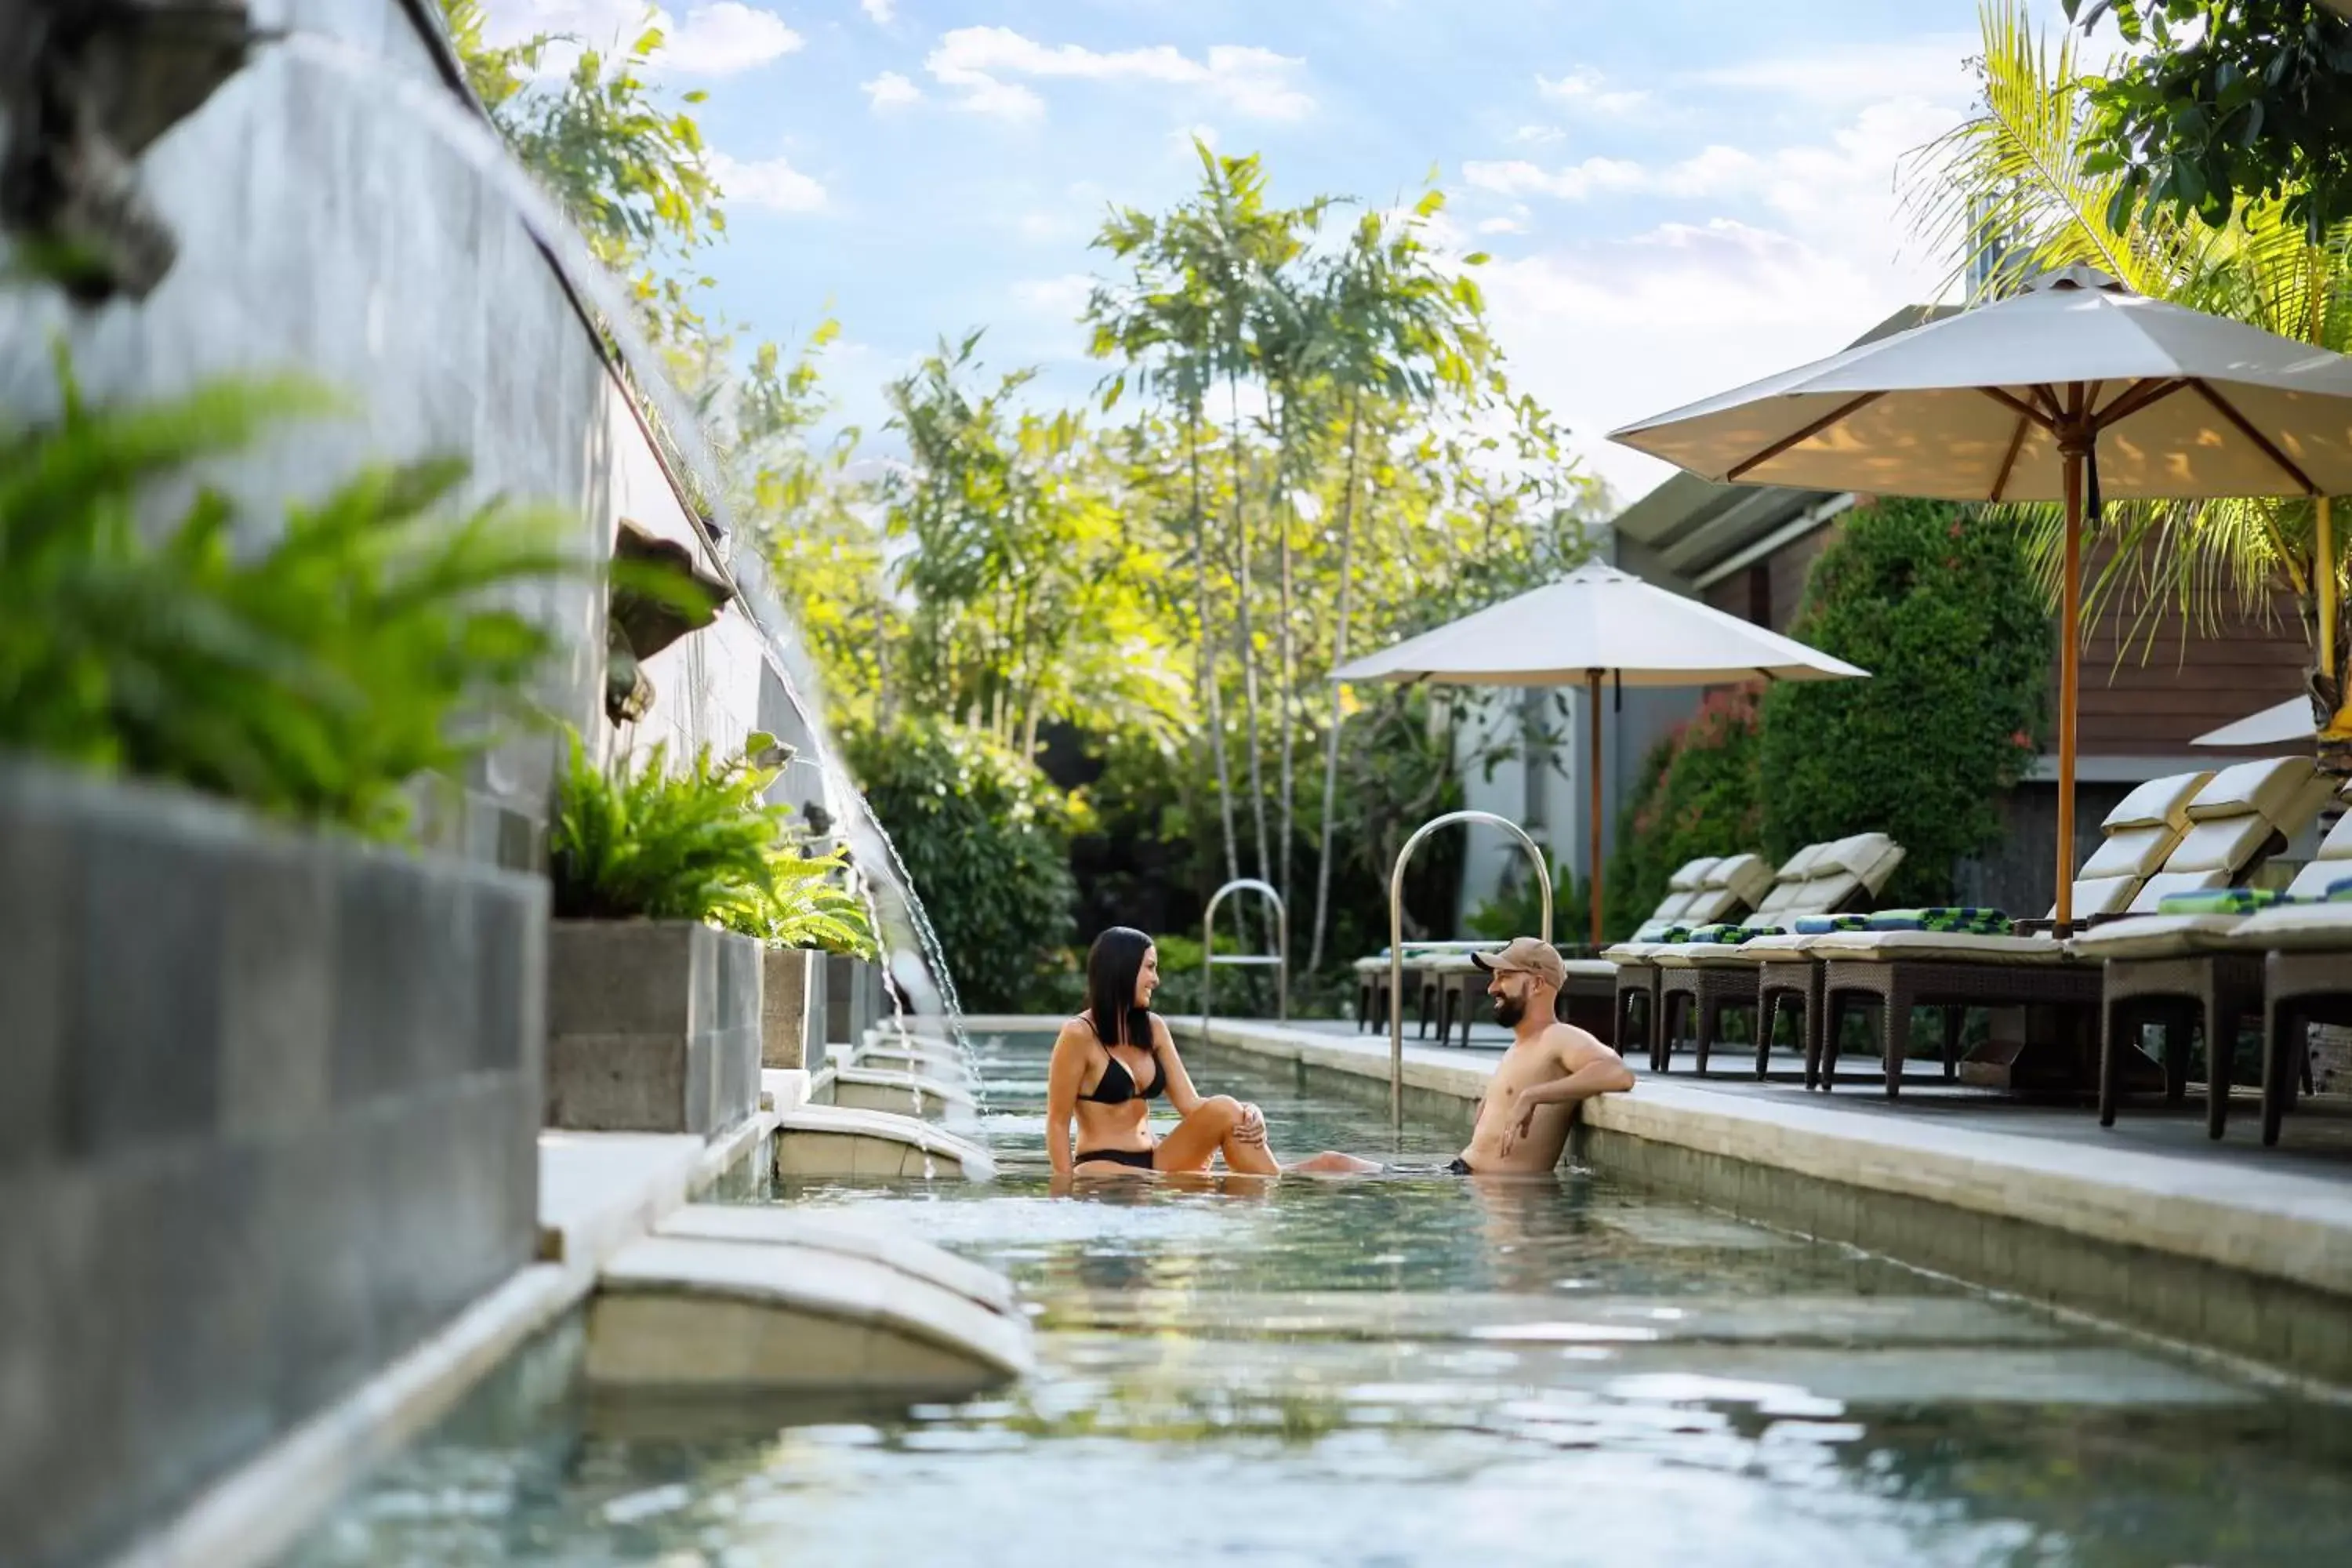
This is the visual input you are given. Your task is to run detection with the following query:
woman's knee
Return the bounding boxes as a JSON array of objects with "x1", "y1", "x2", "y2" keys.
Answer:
[{"x1": 1196, "y1": 1094, "x2": 1244, "y2": 1128}]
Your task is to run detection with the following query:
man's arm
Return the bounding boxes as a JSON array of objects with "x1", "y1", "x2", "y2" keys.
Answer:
[{"x1": 1500, "y1": 1035, "x2": 1635, "y2": 1152}]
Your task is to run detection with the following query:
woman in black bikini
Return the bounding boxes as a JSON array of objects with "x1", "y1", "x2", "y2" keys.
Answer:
[{"x1": 1047, "y1": 927, "x2": 1378, "y2": 1179}]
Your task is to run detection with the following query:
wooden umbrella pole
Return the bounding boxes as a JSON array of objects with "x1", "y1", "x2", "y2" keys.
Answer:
[
  {"x1": 2056, "y1": 447, "x2": 2084, "y2": 935},
  {"x1": 2321, "y1": 494, "x2": 2337, "y2": 685},
  {"x1": 1587, "y1": 669, "x2": 1604, "y2": 953}
]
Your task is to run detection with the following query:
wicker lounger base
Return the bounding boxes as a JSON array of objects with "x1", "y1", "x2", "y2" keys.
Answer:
[
  {"x1": 1616, "y1": 963, "x2": 1661, "y2": 1069},
  {"x1": 2263, "y1": 952, "x2": 2351, "y2": 1146},
  {"x1": 1758, "y1": 963, "x2": 1825, "y2": 1087},
  {"x1": 1819, "y1": 957, "x2": 2102, "y2": 1098},
  {"x1": 1657, "y1": 964, "x2": 1761, "y2": 1076},
  {"x1": 2098, "y1": 953, "x2": 2265, "y2": 1140}
]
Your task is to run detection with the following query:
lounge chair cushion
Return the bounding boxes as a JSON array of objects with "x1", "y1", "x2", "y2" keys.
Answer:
[
  {"x1": 2186, "y1": 756, "x2": 2317, "y2": 824},
  {"x1": 1811, "y1": 832, "x2": 1896, "y2": 884},
  {"x1": 2163, "y1": 812, "x2": 2278, "y2": 877},
  {"x1": 1735, "y1": 932, "x2": 1816, "y2": 961},
  {"x1": 2070, "y1": 913, "x2": 2249, "y2": 960},
  {"x1": 1631, "y1": 919, "x2": 1675, "y2": 942},
  {"x1": 2078, "y1": 822, "x2": 2180, "y2": 881},
  {"x1": 1774, "y1": 842, "x2": 1825, "y2": 881},
  {"x1": 2103, "y1": 770, "x2": 2212, "y2": 832},
  {"x1": 2127, "y1": 869, "x2": 2227, "y2": 913},
  {"x1": 1711, "y1": 852, "x2": 1775, "y2": 908},
  {"x1": 2061, "y1": 874, "x2": 2145, "y2": 921},
  {"x1": 1667, "y1": 856, "x2": 1720, "y2": 891},
  {"x1": 1754, "y1": 880, "x2": 1807, "y2": 916},
  {"x1": 2228, "y1": 900, "x2": 2352, "y2": 951},
  {"x1": 1799, "y1": 870, "x2": 1866, "y2": 913},
  {"x1": 1806, "y1": 930, "x2": 2080, "y2": 964},
  {"x1": 2285, "y1": 811, "x2": 2352, "y2": 898},
  {"x1": 1603, "y1": 942, "x2": 1667, "y2": 964},
  {"x1": 1681, "y1": 886, "x2": 1746, "y2": 925}
]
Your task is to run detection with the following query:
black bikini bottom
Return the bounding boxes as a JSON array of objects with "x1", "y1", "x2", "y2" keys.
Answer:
[
  {"x1": 1076, "y1": 1147, "x2": 1156, "y2": 1171},
  {"x1": 1446, "y1": 1156, "x2": 1475, "y2": 1175}
]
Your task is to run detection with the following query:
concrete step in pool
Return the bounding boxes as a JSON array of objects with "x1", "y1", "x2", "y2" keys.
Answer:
[
  {"x1": 824, "y1": 1064, "x2": 980, "y2": 1118},
  {"x1": 586, "y1": 1206, "x2": 1030, "y2": 1396},
  {"x1": 771, "y1": 1102, "x2": 996, "y2": 1181}
]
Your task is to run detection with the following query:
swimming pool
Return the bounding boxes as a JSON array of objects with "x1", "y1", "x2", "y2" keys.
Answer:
[{"x1": 287, "y1": 1029, "x2": 2352, "y2": 1566}]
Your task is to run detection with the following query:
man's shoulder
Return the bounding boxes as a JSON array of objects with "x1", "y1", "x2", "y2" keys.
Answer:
[{"x1": 1542, "y1": 1018, "x2": 1616, "y2": 1066}]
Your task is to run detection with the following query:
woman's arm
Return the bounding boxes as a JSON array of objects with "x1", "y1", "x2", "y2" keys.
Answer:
[
  {"x1": 1152, "y1": 1015, "x2": 1204, "y2": 1115},
  {"x1": 1152, "y1": 1018, "x2": 1267, "y2": 1145},
  {"x1": 1045, "y1": 1023, "x2": 1087, "y2": 1177}
]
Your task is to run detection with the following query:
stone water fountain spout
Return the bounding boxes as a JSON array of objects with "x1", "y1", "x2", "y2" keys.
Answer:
[{"x1": 0, "y1": 0, "x2": 259, "y2": 301}]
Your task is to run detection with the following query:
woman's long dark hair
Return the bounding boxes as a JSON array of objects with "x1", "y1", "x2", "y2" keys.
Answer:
[{"x1": 1083, "y1": 927, "x2": 1154, "y2": 1047}]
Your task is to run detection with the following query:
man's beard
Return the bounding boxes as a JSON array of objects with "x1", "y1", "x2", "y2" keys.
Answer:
[{"x1": 1492, "y1": 993, "x2": 1526, "y2": 1027}]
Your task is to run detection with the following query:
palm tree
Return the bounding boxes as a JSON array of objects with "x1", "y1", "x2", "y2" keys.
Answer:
[
  {"x1": 1085, "y1": 206, "x2": 1243, "y2": 887},
  {"x1": 1303, "y1": 194, "x2": 1494, "y2": 973},
  {"x1": 1166, "y1": 143, "x2": 1318, "y2": 895},
  {"x1": 1910, "y1": 1, "x2": 2352, "y2": 771}
]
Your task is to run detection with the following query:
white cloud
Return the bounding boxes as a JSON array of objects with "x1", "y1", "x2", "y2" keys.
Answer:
[
  {"x1": 862, "y1": 70, "x2": 923, "y2": 111},
  {"x1": 1011, "y1": 274, "x2": 1094, "y2": 319},
  {"x1": 1464, "y1": 96, "x2": 1959, "y2": 221},
  {"x1": 1683, "y1": 34, "x2": 1975, "y2": 105},
  {"x1": 708, "y1": 151, "x2": 827, "y2": 213},
  {"x1": 1511, "y1": 125, "x2": 1565, "y2": 146},
  {"x1": 1462, "y1": 156, "x2": 1646, "y2": 201},
  {"x1": 1535, "y1": 67, "x2": 1649, "y2": 115},
  {"x1": 923, "y1": 27, "x2": 1314, "y2": 122},
  {"x1": 859, "y1": 0, "x2": 895, "y2": 23},
  {"x1": 1476, "y1": 215, "x2": 1529, "y2": 235},
  {"x1": 479, "y1": 2, "x2": 800, "y2": 77}
]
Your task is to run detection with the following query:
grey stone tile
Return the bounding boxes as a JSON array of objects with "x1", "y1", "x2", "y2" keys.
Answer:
[
  {"x1": 69, "y1": 810, "x2": 224, "y2": 1152},
  {"x1": 0, "y1": 800, "x2": 74, "y2": 1171},
  {"x1": 217, "y1": 841, "x2": 333, "y2": 1139}
]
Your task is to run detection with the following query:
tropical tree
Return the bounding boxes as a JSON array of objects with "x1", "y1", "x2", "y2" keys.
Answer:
[
  {"x1": 1910, "y1": 1, "x2": 2352, "y2": 769},
  {"x1": 1302, "y1": 194, "x2": 1497, "y2": 970},
  {"x1": 2061, "y1": 0, "x2": 2352, "y2": 240}
]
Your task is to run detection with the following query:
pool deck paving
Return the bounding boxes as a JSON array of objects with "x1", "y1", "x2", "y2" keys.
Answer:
[{"x1": 1145, "y1": 1013, "x2": 2352, "y2": 1387}]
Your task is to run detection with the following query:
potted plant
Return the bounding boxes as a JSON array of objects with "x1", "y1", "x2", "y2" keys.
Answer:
[
  {"x1": 728, "y1": 832, "x2": 877, "y2": 1072},
  {"x1": 545, "y1": 731, "x2": 866, "y2": 1131},
  {"x1": 0, "y1": 361, "x2": 581, "y2": 1568}
]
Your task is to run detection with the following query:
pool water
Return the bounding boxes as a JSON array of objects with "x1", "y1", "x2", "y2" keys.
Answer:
[{"x1": 289, "y1": 1031, "x2": 2352, "y2": 1567}]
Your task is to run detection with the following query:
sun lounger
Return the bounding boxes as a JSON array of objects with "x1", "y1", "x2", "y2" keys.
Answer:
[
  {"x1": 1809, "y1": 758, "x2": 2334, "y2": 1098},
  {"x1": 1603, "y1": 852, "x2": 1773, "y2": 1058},
  {"x1": 1606, "y1": 833, "x2": 1905, "y2": 1074},
  {"x1": 2077, "y1": 792, "x2": 2352, "y2": 1141}
]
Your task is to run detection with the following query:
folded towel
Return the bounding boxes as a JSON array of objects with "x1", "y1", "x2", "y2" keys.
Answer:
[
  {"x1": 1791, "y1": 914, "x2": 1868, "y2": 935},
  {"x1": 1864, "y1": 907, "x2": 2013, "y2": 935},
  {"x1": 2330, "y1": 876, "x2": 2352, "y2": 904},
  {"x1": 1682, "y1": 922, "x2": 1785, "y2": 945},
  {"x1": 2154, "y1": 887, "x2": 2289, "y2": 916}
]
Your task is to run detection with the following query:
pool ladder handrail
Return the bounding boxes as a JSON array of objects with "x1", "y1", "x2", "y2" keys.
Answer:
[
  {"x1": 1200, "y1": 877, "x2": 1288, "y2": 1036},
  {"x1": 1386, "y1": 811, "x2": 1552, "y2": 1128}
]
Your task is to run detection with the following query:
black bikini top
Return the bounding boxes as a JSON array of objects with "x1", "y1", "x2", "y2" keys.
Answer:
[{"x1": 1078, "y1": 1014, "x2": 1165, "y2": 1105}]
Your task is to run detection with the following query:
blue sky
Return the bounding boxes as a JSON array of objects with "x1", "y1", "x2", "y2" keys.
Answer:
[{"x1": 481, "y1": 2, "x2": 2084, "y2": 505}]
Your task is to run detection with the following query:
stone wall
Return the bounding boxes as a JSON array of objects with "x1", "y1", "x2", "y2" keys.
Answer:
[{"x1": 0, "y1": 761, "x2": 546, "y2": 1568}]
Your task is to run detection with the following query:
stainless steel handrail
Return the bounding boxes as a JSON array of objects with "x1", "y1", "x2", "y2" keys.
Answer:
[
  {"x1": 1201, "y1": 877, "x2": 1288, "y2": 1038},
  {"x1": 1386, "y1": 812, "x2": 1552, "y2": 1127}
]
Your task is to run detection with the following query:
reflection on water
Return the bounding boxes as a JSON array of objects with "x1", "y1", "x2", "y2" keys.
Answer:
[{"x1": 288, "y1": 1033, "x2": 2352, "y2": 1567}]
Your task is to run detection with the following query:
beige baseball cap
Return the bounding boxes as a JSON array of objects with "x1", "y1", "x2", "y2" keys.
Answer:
[{"x1": 1470, "y1": 936, "x2": 1566, "y2": 989}]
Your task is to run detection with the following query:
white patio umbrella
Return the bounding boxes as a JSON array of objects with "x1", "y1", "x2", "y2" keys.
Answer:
[
  {"x1": 1333, "y1": 559, "x2": 1867, "y2": 949},
  {"x1": 2194, "y1": 696, "x2": 2315, "y2": 750},
  {"x1": 1611, "y1": 264, "x2": 2352, "y2": 931}
]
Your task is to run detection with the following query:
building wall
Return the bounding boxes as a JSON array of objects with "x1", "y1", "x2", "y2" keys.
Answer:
[{"x1": 0, "y1": 0, "x2": 837, "y2": 870}]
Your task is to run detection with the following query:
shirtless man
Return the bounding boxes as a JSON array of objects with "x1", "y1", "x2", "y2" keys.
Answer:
[{"x1": 1450, "y1": 937, "x2": 1636, "y2": 1174}]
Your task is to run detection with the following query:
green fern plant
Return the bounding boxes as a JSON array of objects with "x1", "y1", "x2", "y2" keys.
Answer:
[
  {"x1": 0, "y1": 351, "x2": 583, "y2": 837},
  {"x1": 549, "y1": 729, "x2": 879, "y2": 953}
]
